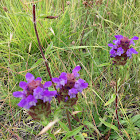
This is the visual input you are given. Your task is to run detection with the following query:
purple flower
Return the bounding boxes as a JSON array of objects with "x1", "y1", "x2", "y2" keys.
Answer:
[
  {"x1": 43, "y1": 81, "x2": 52, "y2": 88},
  {"x1": 108, "y1": 35, "x2": 139, "y2": 65},
  {"x1": 110, "y1": 49, "x2": 117, "y2": 57},
  {"x1": 13, "y1": 91, "x2": 26, "y2": 98},
  {"x1": 26, "y1": 73, "x2": 35, "y2": 83},
  {"x1": 13, "y1": 73, "x2": 56, "y2": 109},
  {"x1": 18, "y1": 95, "x2": 37, "y2": 109},
  {"x1": 126, "y1": 48, "x2": 138, "y2": 58},
  {"x1": 42, "y1": 90, "x2": 57, "y2": 103},
  {"x1": 33, "y1": 86, "x2": 43, "y2": 99},
  {"x1": 68, "y1": 88, "x2": 78, "y2": 98},
  {"x1": 113, "y1": 35, "x2": 123, "y2": 45},
  {"x1": 72, "y1": 65, "x2": 81, "y2": 77},
  {"x1": 74, "y1": 79, "x2": 88, "y2": 92},
  {"x1": 53, "y1": 66, "x2": 88, "y2": 99},
  {"x1": 129, "y1": 36, "x2": 139, "y2": 45},
  {"x1": 52, "y1": 72, "x2": 67, "y2": 89},
  {"x1": 116, "y1": 47, "x2": 124, "y2": 56}
]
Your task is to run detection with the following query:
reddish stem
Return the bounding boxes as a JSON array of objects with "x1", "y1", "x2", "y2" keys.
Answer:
[
  {"x1": 66, "y1": 109, "x2": 72, "y2": 131},
  {"x1": 32, "y1": 4, "x2": 57, "y2": 91},
  {"x1": 115, "y1": 67, "x2": 121, "y2": 130}
]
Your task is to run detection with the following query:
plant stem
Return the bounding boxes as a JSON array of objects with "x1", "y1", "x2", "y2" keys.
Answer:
[
  {"x1": 115, "y1": 66, "x2": 121, "y2": 130},
  {"x1": 32, "y1": 4, "x2": 57, "y2": 91},
  {"x1": 66, "y1": 109, "x2": 72, "y2": 131}
]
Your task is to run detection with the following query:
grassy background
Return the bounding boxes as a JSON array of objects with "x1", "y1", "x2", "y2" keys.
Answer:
[{"x1": 0, "y1": 0, "x2": 140, "y2": 139}]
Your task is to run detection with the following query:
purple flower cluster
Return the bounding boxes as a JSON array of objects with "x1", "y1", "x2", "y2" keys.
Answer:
[
  {"x1": 52, "y1": 66, "x2": 88, "y2": 99},
  {"x1": 108, "y1": 35, "x2": 138, "y2": 59},
  {"x1": 13, "y1": 73, "x2": 57, "y2": 109}
]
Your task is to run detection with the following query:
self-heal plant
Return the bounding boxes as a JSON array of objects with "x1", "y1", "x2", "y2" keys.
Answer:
[
  {"x1": 52, "y1": 65, "x2": 88, "y2": 130},
  {"x1": 52, "y1": 66, "x2": 88, "y2": 107},
  {"x1": 108, "y1": 35, "x2": 139, "y2": 65},
  {"x1": 13, "y1": 73, "x2": 57, "y2": 120},
  {"x1": 108, "y1": 35, "x2": 138, "y2": 131}
]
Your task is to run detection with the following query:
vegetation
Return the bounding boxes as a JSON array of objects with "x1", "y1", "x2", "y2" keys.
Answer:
[{"x1": 0, "y1": 0, "x2": 139, "y2": 139}]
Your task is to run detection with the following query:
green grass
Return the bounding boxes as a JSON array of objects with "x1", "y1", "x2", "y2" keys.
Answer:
[{"x1": 0, "y1": 0, "x2": 140, "y2": 139}]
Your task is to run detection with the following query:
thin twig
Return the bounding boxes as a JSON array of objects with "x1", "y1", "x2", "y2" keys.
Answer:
[
  {"x1": 66, "y1": 109, "x2": 72, "y2": 131},
  {"x1": 115, "y1": 66, "x2": 121, "y2": 130},
  {"x1": 32, "y1": 4, "x2": 57, "y2": 91}
]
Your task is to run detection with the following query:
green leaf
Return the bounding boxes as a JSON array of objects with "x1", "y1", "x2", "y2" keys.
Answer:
[
  {"x1": 45, "y1": 42, "x2": 53, "y2": 57},
  {"x1": 131, "y1": 114, "x2": 140, "y2": 123},
  {"x1": 97, "y1": 63, "x2": 111, "y2": 67},
  {"x1": 91, "y1": 89, "x2": 105, "y2": 103},
  {"x1": 104, "y1": 94, "x2": 116, "y2": 106},
  {"x1": 58, "y1": 121, "x2": 69, "y2": 131},
  {"x1": 74, "y1": 133, "x2": 85, "y2": 140},
  {"x1": 99, "y1": 118, "x2": 118, "y2": 131},
  {"x1": 83, "y1": 121, "x2": 101, "y2": 136},
  {"x1": 53, "y1": 107, "x2": 63, "y2": 119},
  {"x1": 62, "y1": 126, "x2": 84, "y2": 140},
  {"x1": 48, "y1": 130, "x2": 57, "y2": 140},
  {"x1": 31, "y1": 58, "x2": 44, "y2": 68}
]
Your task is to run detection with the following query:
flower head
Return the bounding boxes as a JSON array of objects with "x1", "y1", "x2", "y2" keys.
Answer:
[
  {"x1": 52, "y1": 66, "x2": 88, "y2": 106},
  {"x1": 13, "y1": 73, "x2": 57, "y2": 109},
  {"x1": 108, "y1": 35, "x2": 139, "y2": 65}
]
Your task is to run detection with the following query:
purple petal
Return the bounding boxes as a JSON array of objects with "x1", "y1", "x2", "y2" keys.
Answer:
[
  {"x1": 60, "y1": 79, "x2": 67, "y2": 86},
  {"x1": 78, "y1": 79, "x2": 86, "y2": 83},
  {"x1": 114, "y1": 35, "x2": 123, "y2": 39},
  {"x1": 42, "y1": 90, "x2": 51, "y2": 96},
  {"x1": 68, "y1": 88, "x2": 78, "y2": 98},
  {"x1": 59, "y1": 72, "x2": 67, "y2": 80},
  {"x1": 110, "y1": 49, "x2": 116, "y2": 56},
  {"x1": 56, "y1": 84, "x2": 61, "y2": 89},
  {"x1": 116, "y1": 47, "x2": 124, "y2": 56},
  {"x1": 126, "y1": 49, "x2": 132, "y2": 58},
  {"x1": 59, "y1": 72, "x2": 67, "y2": 86},
  {"x1": 19, "y1": 81, "x2": 27, "y2": 90},
  {"x1": 43, "y1": 81, "x2": 52, "y2": 88},
  {"x1": 52, "y1": 78, "x2": 59, "y2": 83},
  {"x1": 81, "y1": 82, "x2": 88, "y2": 89},
  {"x1": 131, "y1": 36, "x2": 139, "y2": 40},
  {"x1": 129, "y1": 40, "x2": 135, "y2": 45},
  {"x1": 42, "y1": 90, "x2": 52, "y2": 102},
  {"x1": 49, "y1": 91, "x2": 57, "y2": 96},
  {"x1": 33, "y1": 86, "x2": 43, "y2": 99},
  {"x1": 17, "y1": 99, "x2": 27, "y2": 108},
  {"x1": 108, "y1": 43, "x2": 114, "y2": 47},
  {"x1": 73, "y1": 73, "x2": 80, "y2": 77},
  {"x1": 70, "y1": 94, "x2": 76, "y2": 98},
  {"x1": 26, "y1": 95, "x2": 37, "y2": 108},
  {"x1": 59, "y1": 73, "x2": 67, "y2": 86},
  {"x1": 113, "y1": 40, "x2": 117, "y2": 44},
  {"x1": 35, "y1": 77, "x2": 42, "y2": 82},
  {"x1": 65, "y1": 96, "x2": 68, "y2": 102},
  {"x1": 72, "y1": 66, "x2": 81, "y2": 77},
  {"x1": 72, "y1": 66, "x2": 81, "y2": 73},
  {"x1": 42, "y1": 96, "x2": 52, "y2": 103},
  {"x1": 25, "y1": 73, "x2": 35, "y2": 83},
  {"x1": 13, "y1": 91, "x2": 26, "y2": 98},
  {"x1": 129, "y1": 48, "x2": 138, "y2": 54},
  {"x1": 69, "y1": 88, "x2": 78, "y2": 94},
  {"x1": 74, "y1": 79, "x2": 88, "y2": 92}
]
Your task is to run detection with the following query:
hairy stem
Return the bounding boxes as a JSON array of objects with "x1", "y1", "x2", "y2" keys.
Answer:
[
  {"x1": 32, "y1": 4, "x2": 57, "y2": 91},
  {"x1": 115, "y1": 66, "x2": 121, "y2": 130},
  {"x1": 66, "y1": 109, "x2": 72, "y2": 131}
]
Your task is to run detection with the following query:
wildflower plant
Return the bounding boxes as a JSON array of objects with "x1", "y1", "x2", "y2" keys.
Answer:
[
  {"x1": 108, "y1": 35, "x2": 139, "y2": 65},
  {"x1": 52, "y1": 66, "x2": 88, "y2": 107},
  {"x1": 108, "y1": 35, "x2": 139, "y2": 131},
  {"x1": 12, "y1": 5, "x2": 88, "y2": 130},
  {"x1": 13, "y1": 73, "x2": 57, "y2": 120}
]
